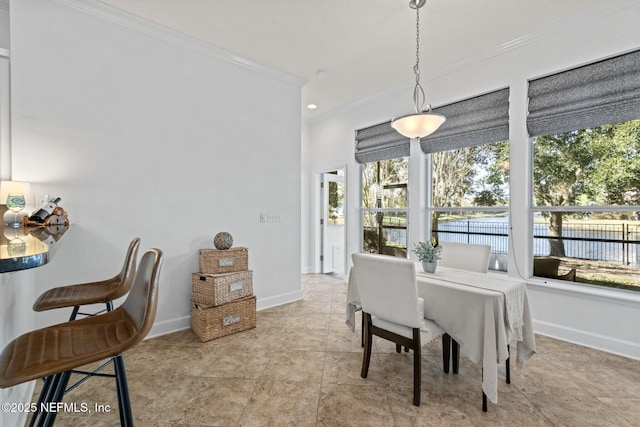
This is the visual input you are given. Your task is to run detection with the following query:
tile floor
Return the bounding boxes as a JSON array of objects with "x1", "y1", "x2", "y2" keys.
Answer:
[{"x1": 27, "y1": 274, "x2": 640, "y2": 426}]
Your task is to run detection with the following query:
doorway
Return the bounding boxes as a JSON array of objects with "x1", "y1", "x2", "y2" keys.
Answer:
[{"x1": 319, "y1": 169, "x2": 345, "y2": 278}]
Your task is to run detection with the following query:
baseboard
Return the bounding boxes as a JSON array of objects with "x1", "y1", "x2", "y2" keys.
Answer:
[
  {"x1": 147, "y1": 315, "x2": 191, "y2": 339},
  {"x1": 533, "y1": 319, "x2": 640, "y2": 361},
  {"x1": 145, "y1": 289, "x2": 304, "y2": 339},
  {"x1": 256, "y1": 289, "x2": 303, "y2": 311}
]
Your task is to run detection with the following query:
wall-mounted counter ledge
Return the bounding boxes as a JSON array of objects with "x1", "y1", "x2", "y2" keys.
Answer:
[{"x1": 0, "y1": 225, "x2": 68, "y2": 273}]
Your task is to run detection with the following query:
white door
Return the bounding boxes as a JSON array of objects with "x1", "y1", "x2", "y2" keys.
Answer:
[{"x1": 321, "y1": 172, "x2": 345, "y2": 275}]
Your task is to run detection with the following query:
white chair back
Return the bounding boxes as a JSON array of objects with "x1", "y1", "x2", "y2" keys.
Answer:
[
  {"x1": 351, "y1": 253, "x2": 422, "y2": 328},
  {"x1": 438, "y1": 242, "x2": 491, "y2": 273}
]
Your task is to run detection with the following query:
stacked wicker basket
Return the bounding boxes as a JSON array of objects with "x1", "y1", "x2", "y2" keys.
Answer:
[{"x1": 191, "y1": 247, "x2": 256, "y2": 342}]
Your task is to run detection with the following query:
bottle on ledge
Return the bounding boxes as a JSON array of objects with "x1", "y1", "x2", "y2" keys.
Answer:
[{"x1": 29, "y1": 197, "x2": 61, "y2": 223}]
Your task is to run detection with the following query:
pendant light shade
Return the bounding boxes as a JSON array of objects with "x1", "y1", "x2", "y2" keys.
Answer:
[
  {"x1": 392, "y1": 0, "x2": 445, "y2": 138},
  {"x1": 391, "y1": 111, "x2": 446, "y2": 138}
]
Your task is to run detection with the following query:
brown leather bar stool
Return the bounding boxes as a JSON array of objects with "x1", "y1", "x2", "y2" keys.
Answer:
[
  {"x1": 0, "y1": 249, "x2": 163, "y2": 427},
  {"x1": 28, "y1": 238, "x2": 141, "y2": 425},
  {"x1": 32, "y1": 237, "x2": 140, "y2": 320}
]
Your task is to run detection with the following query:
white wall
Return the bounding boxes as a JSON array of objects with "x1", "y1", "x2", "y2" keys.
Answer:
[
  {"x1": 2, "y1": 2, "x2": 303, "y2": 422},
  {"x1": 304, "y1": 0, "x2": 640, "y2": 359},
  {"x1": 0, "y1": 1, "x2": 8, "y2": 51},
  {"x1": 4, "y1": 0, "x2": 304, "y2": 423},
  {"x1": 1, "y1": 0, "x2": 10, "y2": 175},
  {"x1": 8, "y1": 0, "x2": 304, "y2": 337}
]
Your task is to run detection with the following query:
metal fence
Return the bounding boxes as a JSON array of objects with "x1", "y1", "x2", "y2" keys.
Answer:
[{"x1": 435, "y1": 220, "x2": 640, "y2": 266}]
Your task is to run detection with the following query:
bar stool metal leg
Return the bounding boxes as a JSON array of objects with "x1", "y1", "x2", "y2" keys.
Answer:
[
  {"x1": 114, "y1": 352, "x2": 134, "y2": 426},
  {"x1": 40, "y1": 370, "x2": 72, "y2": 427},
  {"x1": 29, "y1": 374, "x2": 55, "y2": 427}
]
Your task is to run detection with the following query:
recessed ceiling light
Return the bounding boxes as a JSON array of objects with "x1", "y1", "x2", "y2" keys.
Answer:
[{"x1": 307, "y1": 104, "x2": 318, "y2": 110}]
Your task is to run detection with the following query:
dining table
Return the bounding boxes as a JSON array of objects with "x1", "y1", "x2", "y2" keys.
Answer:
[{"x1": 346, "y1": 263, "x2": 536, "y2": 406}]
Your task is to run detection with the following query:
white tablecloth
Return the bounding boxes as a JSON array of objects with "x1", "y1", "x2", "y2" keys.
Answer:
[
  {"x1": 346, "y1": 265, "x2": 536, "y2": 404},
  {"x1": 416, "y1": 268, "x2": 527, "y2": 342}
]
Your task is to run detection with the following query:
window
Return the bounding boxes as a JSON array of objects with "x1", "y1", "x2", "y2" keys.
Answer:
[
  {"x1": 528, "y1": 50, "x2": 640, "y2": 291},
  {"x1": 361, "y1": 157, "x2": 408, "y2": 257},
  {"x1": 356, "y1": 120, "x2": 410, "y2": 258},
  {"x1": 422, "y1": 89, "x2": 510, "y2": 270},
  {"x1": 531, "y1": 120, "x2": 640, "y2": 291},
  {"x1": 430, "y1": 141, "x2": 510, "y2": 270}
]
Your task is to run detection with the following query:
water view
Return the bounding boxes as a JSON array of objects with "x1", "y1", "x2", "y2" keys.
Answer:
[{"x1": 437, "y1": 216, "x2": 640, "y2": 267}]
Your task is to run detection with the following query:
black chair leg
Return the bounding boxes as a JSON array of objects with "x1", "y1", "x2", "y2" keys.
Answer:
[
  {"x1": 452, "y1": 339, "x2": 460, "y2": 374},
  {"x1": 361, "y1": 314, "x2": 373, "y2": 379},
  {"x1": 113, "y1": 354, "x2": 134, "y2": 427},
  {"x1": 396, "y1": 344, "x2": 402, "y2": 353},
  {"x1": 412, "y1": 328, "x2": 421, "y2": 406},
  {"x1": 506, "y1": 344, "x2": 511, "y2": 384},
  {"x1": 481, "y1": 367, "x2": 488, "y2": 412},
  {"x1": 442, "y1": 334, "x2": 451, "y2": 373}
]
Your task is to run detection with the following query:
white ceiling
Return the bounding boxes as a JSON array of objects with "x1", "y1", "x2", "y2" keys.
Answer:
[{"x1": 99, "y1": 0, "x2": 605, "y2": 119}]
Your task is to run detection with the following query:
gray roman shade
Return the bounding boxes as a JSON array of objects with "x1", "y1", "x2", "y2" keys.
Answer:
[
  {"x1": 355, "y1": 121, "x2": 410, "y2": 163},
  {"x1": 527, "y1": 49, "x2": 640, "y2": 137},
  {"x1": 420, "y1": 88, "x2": 509, "y2": 154}
]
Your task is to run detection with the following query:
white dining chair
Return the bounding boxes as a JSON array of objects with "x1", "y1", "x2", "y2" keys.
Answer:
[
  {"x1": 438, "y1": 241, "x2": 491, "y2": 377},
  {"x1": 436, "y1": 241, "x2": 506, "y2": 411},
  {"x1": 438, "y1": 241, "x2": 491, "y2": 273},
  {"x1": 351, "y1": 252, "x2": 445, "y2": 406}
]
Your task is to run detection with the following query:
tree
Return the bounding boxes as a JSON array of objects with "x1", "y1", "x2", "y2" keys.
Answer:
[
  {"x1": 432, "y1": 147, "x2": 476, "y2": 208},
  {"x1": 431, "y1": 147, "x2": 476, "y2": 243},
  {"x1": 533, "y1": 120, "x2": 640, "y2": 256},
  {"x1": 579, "y1": 121, "x2": 640, "y2": 205},
  {"x1": 431, "y1": 141, "x2": 510, "y2": 243},
  {"x1": 473, "y1": 141, "x2": 510, "y2": 206}
]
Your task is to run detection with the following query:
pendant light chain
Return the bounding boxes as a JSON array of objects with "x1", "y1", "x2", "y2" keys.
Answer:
[
  {"x1": 414, "y1": 5, "x2": 420, "y2": 85},
  {"x1": 390, "y1": 0, "x2": 445, "y2": 138},
  {"x1": 412, "y1": 4, "x2": 427, "y2": 114}
]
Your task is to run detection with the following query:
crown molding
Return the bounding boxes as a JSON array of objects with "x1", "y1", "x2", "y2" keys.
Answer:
[
  {"x1": 54, "y1": 0, "x2": 306, "y2": 88},
  {"x1": 435, "y1": 0, "x2": 640, "y2": 79},
  {"x1": 310, "y1": 0, "x2": 640, "y2": 124}
]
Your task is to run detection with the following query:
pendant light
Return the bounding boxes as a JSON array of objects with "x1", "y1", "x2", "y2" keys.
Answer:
[{"x1": 391, "y1": 0, "x2": 445, "y2": 138}]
